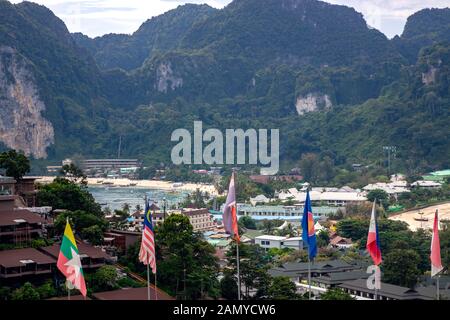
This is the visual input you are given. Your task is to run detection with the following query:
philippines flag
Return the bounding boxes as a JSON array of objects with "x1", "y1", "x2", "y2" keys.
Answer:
[
  {"x1": 431, "y1": 210, "x2": 443, "y2": 277},
  {"x1": 366, "y1": 200, "x2": 382, "y2": 266},
  {"x1": 223, "y1": 172, "x2": 240, "y2": 242},
  {"x1": 302, "y1": 190, "x2": 317, "y2": 259}
]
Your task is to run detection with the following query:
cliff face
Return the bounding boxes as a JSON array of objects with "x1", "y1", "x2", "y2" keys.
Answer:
[{"x1": 0, "y1": 46, "x2": 54, "y2": 159}]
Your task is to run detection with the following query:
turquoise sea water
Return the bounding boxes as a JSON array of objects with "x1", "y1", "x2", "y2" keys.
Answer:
[{"x1": 88, "y1": 186, "x2": 189, "y2": 211}]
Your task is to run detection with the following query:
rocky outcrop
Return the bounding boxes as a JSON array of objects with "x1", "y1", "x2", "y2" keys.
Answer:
[
  {"x1": 0, "y1": 46, "x2": 54, "y2": 159},
  {"x1": 422, "y1": 66, "x2": 438, "y2": 85},
  {"x1": 156, "y1": 62, "x2": 183, "y2": 93},
  {"x1": 295, "y1": 93, "x2": 332, "y2": 115}
]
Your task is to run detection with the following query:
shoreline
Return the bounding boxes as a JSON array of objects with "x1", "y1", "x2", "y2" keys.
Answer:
[{"x1": 34, "y1": 176, "x2": 219, "y2": 196}]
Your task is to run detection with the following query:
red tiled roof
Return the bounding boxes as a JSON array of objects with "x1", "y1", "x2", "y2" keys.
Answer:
[
  {"x1": 330, "y1": 236, "x2": 352, "y2": 245},
  {"x1": 49, "y1": 295, "x2": 91, "y2": 300},
  {"x1": 0, "y1": 210, "x2": 47, "y2": 226},
  {"x1": 93, "y1": 286, "x2": 174, "y2": 300},
  {"x1": 0, "y1": 248, "x2": 56, "y2": 268},
  {"x1": 40, "y1": 242, "x2": 111, "y2": 260}
]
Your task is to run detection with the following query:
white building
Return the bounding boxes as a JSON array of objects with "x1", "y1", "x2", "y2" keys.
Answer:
[
  {"x1": 249, "y1": 194, "x2": 271, "y2": 206},
  {"x1": 255, "y1": 235, "x2": 303, "y2": 251},
  {"x1": 276, "y1": 186, "x2": 366, "y2": 207},
  {"x1": 363, "y1": 182, "x2": 410, "y2": 196},
  {"x1": 411, "y1": 180, "x2": 442, "y2": 189}
]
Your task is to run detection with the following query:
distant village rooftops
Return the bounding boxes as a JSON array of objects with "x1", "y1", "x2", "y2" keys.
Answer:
[{"x1": 411, "y1": 180, "x2": 442, "y2": 188}]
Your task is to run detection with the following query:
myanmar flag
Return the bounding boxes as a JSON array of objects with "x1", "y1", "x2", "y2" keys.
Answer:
[{"x1": 57, "y1": 220, "x2": 87, "y2": 297}]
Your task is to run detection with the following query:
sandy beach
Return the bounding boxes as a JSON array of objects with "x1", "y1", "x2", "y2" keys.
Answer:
[
  {"x1": 35, "y1": 176, "x2": 219, "y2": 196},
  {"x1": 389, "y1": 202, "x2": 450, "y2": 231}
]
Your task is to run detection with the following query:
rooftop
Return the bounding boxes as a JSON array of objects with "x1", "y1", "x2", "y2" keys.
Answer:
[
  {"x1": 181, "y1": 208, "x2": 210, "y2": 216},
  {"x1": 40, "y1": 242, "x2": 111, "y2": 260},
  {"x1": 92, "y1": 286, "x2": 174, "y2": 300},
  {"x1": 255, "y1": 235, "x2": 286, "y2": 241},
  {"x1": 0, "y1": 210, "x2": 48, "y2": 227},
  {"x1": 0, "y1": 248, "x2": 55, "y2": 268},
  {"x1": 338, "y1": 279, "x2": 435, "y2": 300}
]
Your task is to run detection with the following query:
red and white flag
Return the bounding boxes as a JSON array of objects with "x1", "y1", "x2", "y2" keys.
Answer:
[
  {"x1": 366, "y1": 200, "x2": 382, "y2": 266},
  {"x1": 430, "y1": 210, "x2": 443, "y2": 277},
  {"x1": 223, "y1": 172, "x2": 240, "y2": 242}
]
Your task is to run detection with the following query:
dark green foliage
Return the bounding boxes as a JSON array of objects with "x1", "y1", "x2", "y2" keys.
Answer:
[
  {"x1": 0, "y1": 286, "x2": 11, "y2": 301},
  {"x1": 267, "y1": 276, "x2": 302, "y2": 300},
  {"x1": 37, "y1": 177, "x2": 102, "y2": 215},
  {"x1": 0, "y1": 149, "x2": 30, "y2": 180},
  {"x1": 36, "y1": 280, "x2": 57, "y2": 299},
  {"x1": 54, "y1": 210, "x2": 107, "y2": 241},
  {"x1": 10, "y1": 282, "x2": 40, "y2": 300},
  {"x1": 226, "y1": 243, "x2": 270, "y2": 299},
  {"x1": 320, "y1": 288, "x2": 354, "y2": 300},
  {"x1": 383, "y1": 249, "x2": 421, "y2": 288},
  {"x1": 86, "y1": 266, "x2": 119, "y2": 292},
  {"x1": 239, "y1": 216, "x2": 257, "y2": 230},
  {"x1": 148, "y1": 214, "x2": 220, "y2": 299},
  {"x1": 220, "y1": 272, "x2": 238, "y2": 300}
]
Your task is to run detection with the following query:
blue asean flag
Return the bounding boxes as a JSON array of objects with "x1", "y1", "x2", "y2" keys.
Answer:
[{"x1": 302, "y1": 190, "x2": 317, "y2": 259}]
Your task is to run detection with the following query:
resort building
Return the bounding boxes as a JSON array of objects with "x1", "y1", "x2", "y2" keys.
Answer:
[
  {"x1": 82, "y1": 159, "x2": 141, "y2": 171},
  {"x1": 237, "y1": 204, "x2": 338, "y2": 219},
  {"x1": 363, "y1": 182, "x2": 410, "y2": 196},
  {"x1": 338, "y1": 279, "x2": 436, "y2": 300},
  {"x1": 411, "y1": 180, "x2": 442, "y2": 189},
  {"x1": 0, "y1": 248, "x2": 55, "y2": 280},
  {"x1": 181, "y1": 209, "x2": 215, "y2": 232},
  {"x1": 39, "y1": 243, "x2": 112, "y2": 271},
  {"x1": 0, "y1": 209, "x2": 49, "y2": 244},
  {"x1": 254, "y1": 235, "x2": 303, "y2": 251},
  {"x1": 276, "y1": 188, "x2": 367, "y2": 207},
  {"x1": 268, "y1": 260, "x2": 361, "y2": 282}
]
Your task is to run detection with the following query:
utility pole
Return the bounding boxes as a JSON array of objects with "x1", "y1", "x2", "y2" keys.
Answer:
[
  {"x1": 383, "y1": 146, "x2": 397, "y2": 176},
  {"x1": 162, "y1": 197, "x2": 167, "y2": 221},
  {"x1": 117, "y1": 135, "x2": 122, "y2": 159}
]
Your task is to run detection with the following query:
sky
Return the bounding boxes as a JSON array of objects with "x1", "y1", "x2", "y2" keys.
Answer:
[{"x1": 9, "y1": 0, "x2": 450, "y2": 38}]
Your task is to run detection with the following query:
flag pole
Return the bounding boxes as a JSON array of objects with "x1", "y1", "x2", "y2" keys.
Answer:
[
  {"x1": 237, "y1": 240, "x2": 241, "y2": 300},
  {"x1": 437, "y1": 275, "x2": 440, "y2": 300},
  {"x1": 155, "y1": 272, "x2": 158, "y2": 301},
  {"x1": 147, "y1": 264, "x2": 150, "y2": 301},
  {"x1": 308, "y1": 256, "x2": 311, "y2": 300}
]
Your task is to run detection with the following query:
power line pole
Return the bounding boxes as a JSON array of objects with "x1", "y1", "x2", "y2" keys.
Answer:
[{"x1": 383, "y1": 146, "x2": 397, "y2": 176}]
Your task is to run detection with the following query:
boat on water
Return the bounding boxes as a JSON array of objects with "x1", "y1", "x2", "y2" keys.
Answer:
[
  {"x1": 102, "y1": 181, "x2": 114, "y2": 185},
  {"x1": 414, "y1": 212, "x2": 428, "y2": 222},
  {"x1": 129, "y1": 182, "x2": 137, "y2": 186},
  {"x1": 96, "y1": 179, "x2": 104, "y2": 184}
]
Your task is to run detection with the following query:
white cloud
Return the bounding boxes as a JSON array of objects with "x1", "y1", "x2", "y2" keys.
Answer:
[{"x1": 8, "y1": 0, "x2": 450, "y2": 38}]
